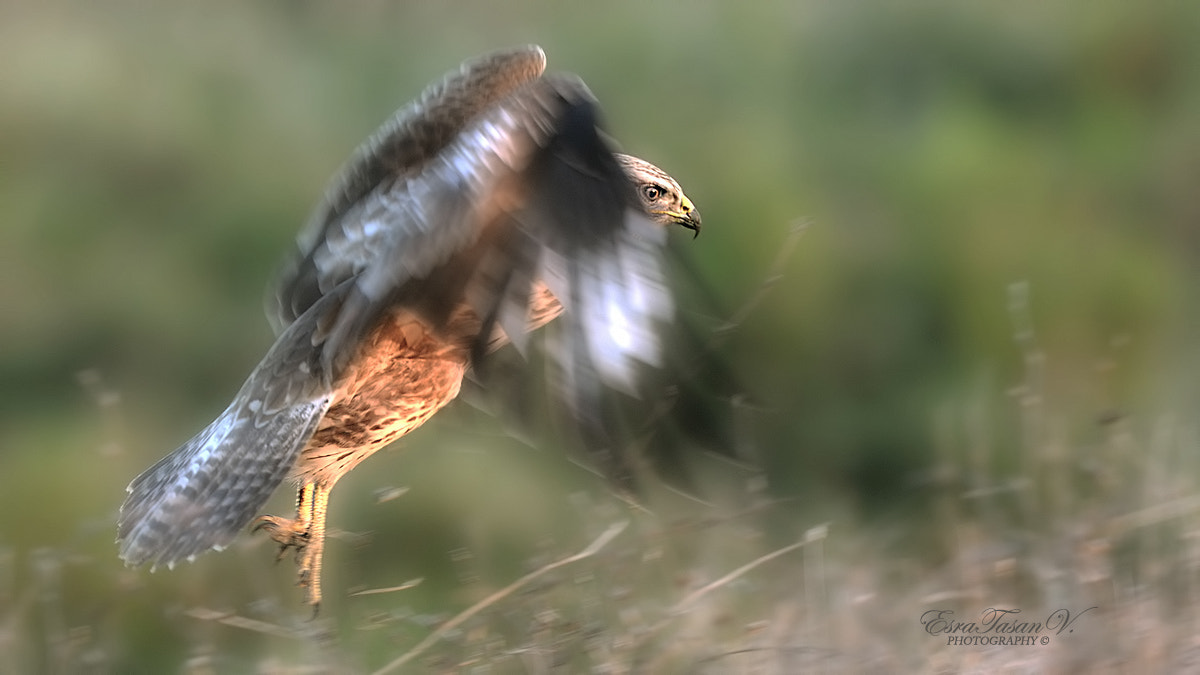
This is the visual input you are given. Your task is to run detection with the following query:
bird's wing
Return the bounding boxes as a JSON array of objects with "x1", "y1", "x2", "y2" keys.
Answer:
[
  {"x1": 117, "y1": 284, "x2": 351, "y2": 568},
  {"x1": 269, "y1": 45, "x2": 547, "y2": 332},
  {"x1": 305, "y1": 72, "x2": 674, "y2": 490},
  {"x1": 460, "y1": 237, "x2": 765, "y2": 497}
]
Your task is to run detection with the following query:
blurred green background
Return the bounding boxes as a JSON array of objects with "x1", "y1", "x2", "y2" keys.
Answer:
[{"x1": 4, "y1": 0, "x2": 1200, "y2": 671}]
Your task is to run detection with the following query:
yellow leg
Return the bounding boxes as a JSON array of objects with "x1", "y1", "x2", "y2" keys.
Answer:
[
  {"x1": 296, "y1": 482, "x2": 314, "y2": 536},
  {"x1": 301, "y1": 484, "x2": 329, "y2": 609},
  {"x1": 253, "y1": 482, "x2": 330, "y2": 611}
]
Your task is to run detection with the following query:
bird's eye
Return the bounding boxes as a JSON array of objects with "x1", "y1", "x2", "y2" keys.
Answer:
[{"x1": 643, "y1": 185, "x2": 663, "y2": 202}]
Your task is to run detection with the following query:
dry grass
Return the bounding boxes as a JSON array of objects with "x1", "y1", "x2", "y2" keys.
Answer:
[{"x1": 5, "y1": 281, "x2": 1200, "y2": 674}]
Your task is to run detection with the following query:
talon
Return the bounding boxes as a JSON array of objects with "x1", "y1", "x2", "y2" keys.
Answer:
[
  {"x1": 253, "y1": 514, "x2": 312, "y2": 565},
  {"x1": 252, "y1": 515, "x2": 309, "y2": 544}
]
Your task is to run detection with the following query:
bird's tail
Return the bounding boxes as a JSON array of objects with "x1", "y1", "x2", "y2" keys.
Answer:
[{"x1": 118, "y1": 300, "x2": 340, "y2": 569}]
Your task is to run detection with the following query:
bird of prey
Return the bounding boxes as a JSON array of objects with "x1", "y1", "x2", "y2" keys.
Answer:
[{"x1": 117, "y1": 45, "x2": 701, "y2": 610}]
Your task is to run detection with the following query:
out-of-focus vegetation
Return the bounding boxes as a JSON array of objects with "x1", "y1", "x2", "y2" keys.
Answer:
[{"x1": 4, "y1": 0, "x2": 1200, "y2": 671}]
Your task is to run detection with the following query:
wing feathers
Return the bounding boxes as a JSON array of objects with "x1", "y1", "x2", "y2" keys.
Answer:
[
  {"x1": 315, "y1": 75, "x2": 601, "y2": 373},
  {"x1": 271, "y1": 46, "x2": 547, "y2": 332}
]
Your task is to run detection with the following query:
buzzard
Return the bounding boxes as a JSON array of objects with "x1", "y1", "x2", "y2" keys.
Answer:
[{"x1": 117, "y1": 45, "x2": 701, "y2": 609}]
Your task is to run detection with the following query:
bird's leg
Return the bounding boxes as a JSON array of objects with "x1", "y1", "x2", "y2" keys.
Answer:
[
  {"x1": 301, "y1": 484, "x2": 329, "y2": 609},
  {"x1": 253, "y1": 482, "x2": 330, "y2": 610}
]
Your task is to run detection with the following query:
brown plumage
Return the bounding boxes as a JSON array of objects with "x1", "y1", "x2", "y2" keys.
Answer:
[{"x1": 117, "y1": 45, "x2": 701, "y2": 609}]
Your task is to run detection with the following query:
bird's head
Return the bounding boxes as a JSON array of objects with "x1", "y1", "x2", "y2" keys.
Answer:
[{"x1": 616, "y1": 154, "x2": 701, "y2": 238}]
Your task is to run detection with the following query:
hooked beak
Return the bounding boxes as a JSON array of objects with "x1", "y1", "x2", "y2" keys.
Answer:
[
  {"x1": 674, "y1": 194, "x2": 701, "y2": 239},
  {"x1": 676, "y1": 208, "x2": 701, "y2": 238}
]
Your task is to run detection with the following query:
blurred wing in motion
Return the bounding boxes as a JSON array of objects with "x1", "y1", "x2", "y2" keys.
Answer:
[{"x1": 463, "y1": 243, "x2": 759, "y2": 496}]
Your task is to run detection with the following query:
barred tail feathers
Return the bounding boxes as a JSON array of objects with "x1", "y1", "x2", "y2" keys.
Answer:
[{"x1": 117, "y1": 389, "x2": 330, "y2": 568}]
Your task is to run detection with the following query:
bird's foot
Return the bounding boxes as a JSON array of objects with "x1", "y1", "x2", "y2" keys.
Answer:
[
  {"x1": 252, "y1": 511, "x2": 326, "y2": 611},
  {"x1": 253, "y1": 514, "x2": 310, "y2": 561},
  {"x1": 253, "y1": 515, "x2": 318, "y2": 595}
]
